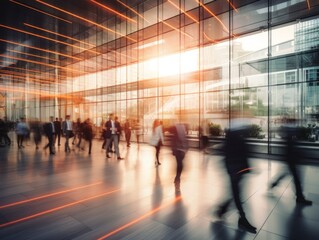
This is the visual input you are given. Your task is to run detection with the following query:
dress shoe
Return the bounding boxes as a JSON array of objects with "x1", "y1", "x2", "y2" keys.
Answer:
[
  {"x1": 106, "y1": 154, "x2": 111, "y2": 158},
  {"x1": 296, "y1": 197, "x2": 312, "y2": 205},
  {"x1": 117, "y1": 157, "x2": 124, "y2": 160},
  {"x1": 238, "y1": 217, "x2": 257, "y2": 233}
]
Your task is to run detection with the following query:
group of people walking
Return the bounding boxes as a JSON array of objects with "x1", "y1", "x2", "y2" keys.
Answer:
[{"x1": 1, "y1": 114, "x2": 314, "y2": 235}]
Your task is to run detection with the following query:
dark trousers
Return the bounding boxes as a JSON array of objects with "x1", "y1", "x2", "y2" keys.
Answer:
[
  {"x1": 44, "y1": 134, "x2": 55, "y2": 153},
  {"x1": 174, "y1": 150, "x2": 185, "y2": 183},
  {"x1": 125, "y1": 132, "x2": 131, "y2": 146}
]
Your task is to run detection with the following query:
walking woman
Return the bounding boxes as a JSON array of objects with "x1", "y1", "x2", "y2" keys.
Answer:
[{"x1": 151, "y1": 119, "x2": 165, "y2": 166}]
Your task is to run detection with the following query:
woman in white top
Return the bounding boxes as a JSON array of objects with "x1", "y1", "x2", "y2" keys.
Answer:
[{"x1": 152, "y1": 119, "x2": 165, "y2": 166}]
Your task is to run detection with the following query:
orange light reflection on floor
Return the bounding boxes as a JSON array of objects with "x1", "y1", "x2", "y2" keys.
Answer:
[
  {"x1": 0, "y1": 181, "x2": 103, "y2": 210},
  {"x1": 0, "y1": 189, "x2": 120, "y2": 228},
  {"x1": 97, "y1": 196, "x2": 182, "y2": 240}
]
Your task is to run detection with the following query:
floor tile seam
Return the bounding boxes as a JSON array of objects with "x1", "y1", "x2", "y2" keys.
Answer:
[{"x1": 256, "y1": 178, "x2": 293, "y2": 235}]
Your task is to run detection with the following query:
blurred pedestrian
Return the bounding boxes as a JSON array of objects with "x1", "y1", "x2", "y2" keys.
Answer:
[
  {"x1": 269, "y1": 118, "x2": 312, "y2": 205},
  {"x1": 216, "y1": 119, "x2": 257, "y2": 233},
  {"x1": 169, "y1": 123, "x2": 188, "y2": 192},
  {"x1": 124, "y1": 119, "x2": 131, "y2": 147},
  {"x1": 150, "y1": 119, "x2": 165, "y2": 166}
]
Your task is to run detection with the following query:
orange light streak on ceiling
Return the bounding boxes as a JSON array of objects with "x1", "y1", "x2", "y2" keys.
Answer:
[
  {"x1": 0, "y1": 70, "x2": 57, "y2": 84},
  {"x1": 0, "y1": 189, "x2": 120, "y2": 228},
  {"x1": 195, "y1": 0, "x2": 230, "y2": 34},
  {"x1": 225, "y1": 0, "x2": 238, "y2": 13},
  {"x1": 0, "y1": 54, "x2": 87, "y2": 75},
  {"x1": 116, "y1": 0, "x2": 151, "y2": 24},
  {"x1": 160, "y1": 19, "x2": 194, "y2": 39},
  {"x1": 0, "y1": 74, "x2": 47, "y2": 84},
  {"x1": 168, "y1": 0, "x2": 199, "y2": 23},
  {"x1": 0, "y1": 181, "x2": 102, "y2": 209},
  {"x1": 0, "y1": 38, "x2": 82, "y2": 61},
  {"x1": 90, "y1": 0, "x2": 137, "y2": 23},
  {"x1": 0, "y1": 59, "x2": 15, "y2": 66},
  {"x1": 36, "y1": 0, "x2": 137, "y2": 43},
  {"x1": 0, "y1": 64, "x2": 67, "y2": 79},
  {"x1": 306, "y1": 0, "x2": 311, "y2": 9},
  {"x1": 203, "y1": 32, "x2": 219, "y2": 43},
  {"x1": 0, "y1": 24, "x2": 99, "y2": 55},
  {"x1": 97, "y1": 196, "x2": 182, "y2": 240},
  {"x1": 24, "y1": 23, "x2": 97, "y2": 48},
  {"x1": 108, "y1": 49, "x2": 137, "y2": 60},
  {"x1": 0, "y1": 86, "x2": 71, "y2": 99},
  {"x1": 7, "y1": 49, "x2": 57, "y2": 62},
  {"x1": 9, "y1": 0, "x2": 72, "y2": 24}
]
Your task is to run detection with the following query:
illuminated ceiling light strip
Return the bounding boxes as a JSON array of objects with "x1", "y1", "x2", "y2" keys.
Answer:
[
  {"x1": 168, "y1": 0, "x2": 199, "y2": 23},
  {"x1": 0, "y1": 189, "x2": 120, "y2": 228},
  {"x1": 0, "y1": 86, "x2": 72, "y2": 99},
  {"x1": 0, "y1": 54, "x2": 87, "y2": 74},
  {"x1": 137, "y1": 39, "x2": 164, "y2": 49},
  {"x1": 0, "y1": 24, "x2": 99, "y2": 55},
  {"x1": 0, "y1": 70, "x2": 59, "y2": 83},
  {"x1": 7, "y1": 49, "x2": 57, "y2": 62},
  {"x1": 0, "y1": 73, "x2": 51, "y2": 84},
  {"x1": 0, "y1": 64, "x2": 67, "y2": 79},
  {"x1": 90, "y1": 0, "x2": 137, "y2": 23},
  {"x1": 9, "y1": 0, "x2": 72, "y2": 24},
  {"x1": 24, "y1": 23, "x2": 96, "y2": 48},
  {"x1": 0, "y1": 59, "x2": 15, "y2": 66},
  {"x1": 0, "y1": 39, "x2": 82, "y2": 61},
  {"x1": 108, "y1": 49, "x2": 137, "y2": 60},
  {"x1": 116, "y1": 0, "x2": 151, "y2": 24},
  {"x1": 160, "y1": 19, "x2": 194, "y2": 39},
  {"x1": 0, "y1": 182, "x2": 103, "y2": 209},
  {"x1": 195, "y1": 0, "x2": 230, "y2": 33},
  {"x1": 97, "y1": 196, "x2": 182, "y2": 240},
  {"x1": 36, "y1": 0, "x2": 136, "y2": 42},
  {"x1": 225, "y1": 0, "x2": 238, "y2": 13}
]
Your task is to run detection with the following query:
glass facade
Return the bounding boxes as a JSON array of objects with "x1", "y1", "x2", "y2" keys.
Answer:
[{"x1": 1, "y1": 0, "x2": 319, "y2": 150}]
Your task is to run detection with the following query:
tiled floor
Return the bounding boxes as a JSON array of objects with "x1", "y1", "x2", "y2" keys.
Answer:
[{"x1": 0, "y1": 138, "x2": 318, "y2": 240}]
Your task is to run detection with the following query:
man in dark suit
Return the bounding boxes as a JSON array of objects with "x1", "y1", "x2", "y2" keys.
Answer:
[
  {"x1": 43, "y1": 116, "x2": 55, "y2": 155},
  {"x1": 54, "y1": 117, "x2": 62, "y2": 146},
  {"x1": 104, "y1": 113, "x2": 123, "y2": 160}
]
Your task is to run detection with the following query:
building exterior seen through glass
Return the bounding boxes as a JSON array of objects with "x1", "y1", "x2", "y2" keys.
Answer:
[{"x1": 0, "y1": 0, "x2": 318, "y2": 153}]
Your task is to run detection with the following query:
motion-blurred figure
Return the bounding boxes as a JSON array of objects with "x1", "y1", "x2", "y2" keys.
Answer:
[
  {"x1": 269, "y1": 118, "x2": 312, "y2": 205},
  {"x1": 82, "y1": 118, "x2": 93, "y2": 155},
  {"x1": 216, "y1": 119, "x2": 257, "y2": 233},
  {"x1": 124, "y1": 119, "x2": 131, "y2": 147},
  {"x1": 170, "y1": 123, "x2": 188, "y2": 192},
  {"x1": 150, "y1": 119, "x2": 165, "y2": 166}
]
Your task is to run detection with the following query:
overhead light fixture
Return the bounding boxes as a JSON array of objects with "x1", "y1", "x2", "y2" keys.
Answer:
[{"x1": 137, "y1": 39, "x2": 165, "y2": 49}]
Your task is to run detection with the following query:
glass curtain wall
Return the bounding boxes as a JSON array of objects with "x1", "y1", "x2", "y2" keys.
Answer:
[{"x1": 3, "y1": 0, "x2": 319, "y2": 151}]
